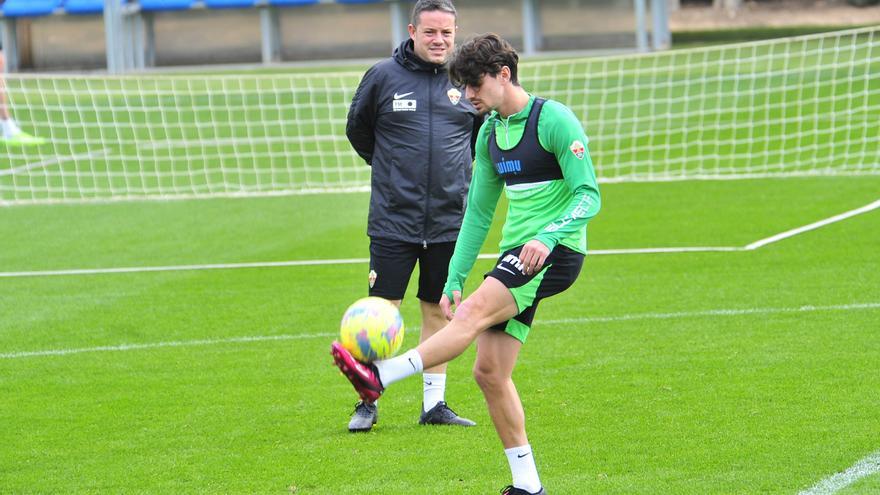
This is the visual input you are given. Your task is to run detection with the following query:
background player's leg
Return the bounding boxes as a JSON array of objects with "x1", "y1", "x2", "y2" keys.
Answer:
[{"x1": 417, "y1": 300, "x2": 476, "y2": 425}]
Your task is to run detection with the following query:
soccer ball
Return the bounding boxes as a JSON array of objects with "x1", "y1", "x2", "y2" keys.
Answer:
[{"x1": 339, "y1": 297, "x2": 405, "y2": 362}]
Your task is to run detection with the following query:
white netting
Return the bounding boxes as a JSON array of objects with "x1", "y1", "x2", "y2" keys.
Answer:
[
  {"x1": 525, "y1": 25, "x2": 879, "y2": 182},
  {"x1": 2, "y1": 26, "x2": 878, "y2": 205}
]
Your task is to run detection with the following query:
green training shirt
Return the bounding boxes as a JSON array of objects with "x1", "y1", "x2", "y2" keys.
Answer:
[{"x1": 444, "y1": 95, "x2": 601, "y2": 298}]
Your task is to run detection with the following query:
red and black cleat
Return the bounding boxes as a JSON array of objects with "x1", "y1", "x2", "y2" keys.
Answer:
[{"x1": 330, "y1": 341, "x2": 384, "y2": 403}]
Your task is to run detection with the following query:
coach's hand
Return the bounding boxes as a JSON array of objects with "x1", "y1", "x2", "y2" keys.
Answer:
[
  {"x1": 520, "y1": 239, "x2": 551, "y2": 275},
  {"x1": 440, "y1": 290, "x2": 462, "y2": 321}
]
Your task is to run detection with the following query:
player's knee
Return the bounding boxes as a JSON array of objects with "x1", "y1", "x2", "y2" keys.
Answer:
[
  {"x1": 473, "y1": 361, "x2": 504, "y2": 392},
  {"x1": 472, "y1": 363, "x2": 492, "y2": 391}
]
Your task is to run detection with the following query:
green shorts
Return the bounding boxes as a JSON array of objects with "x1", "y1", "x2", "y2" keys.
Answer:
[{"x1": 485, "y1": 244, "x2": 584, "y2": 343}]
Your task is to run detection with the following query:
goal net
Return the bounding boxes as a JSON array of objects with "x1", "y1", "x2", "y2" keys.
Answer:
[{"x1": 2, "y1": 25, "x2": 878, "y2": 205}]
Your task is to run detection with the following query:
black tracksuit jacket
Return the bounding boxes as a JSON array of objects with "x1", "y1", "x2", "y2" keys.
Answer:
[{"x1": 346, "y1": 39, "x2": 482, "y2": 245}]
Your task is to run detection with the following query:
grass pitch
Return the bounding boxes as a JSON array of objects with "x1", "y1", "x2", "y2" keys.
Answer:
[{"x1": 1, "y1": 176, "x2": 878, "y2": 493}]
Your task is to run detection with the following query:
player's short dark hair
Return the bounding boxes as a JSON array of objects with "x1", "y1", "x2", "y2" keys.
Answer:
[
  {"x1": 410, "y1": 0, "x2": 457, "y2": 27},
  {"x1": 448, "y1": 33, "x2": 519, "y2": 88}
]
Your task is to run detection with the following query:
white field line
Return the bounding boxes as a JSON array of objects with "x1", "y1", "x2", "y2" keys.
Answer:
[
  {"x1": 0, "y1": 148, "x2": 112, "y2": 177},
  {"x1": 540, "y1": 302, "x2": 880, "y2": 325},
  {"x1": 0, "y1": 258, "x2": 370, "y2": 278},
  {"x1": 746, "y1": 199, "x2": 880, "y2": 250},
  {"x1": 0, "y1": 198, "x2": 876, "y2": 279},
  {"x1": 0, "y1": 247, "x2": 740, "y2": 278},
  {"x1": 2, "y1": 302, "x2": 877, "y2": 360},
  {"x1": 0, "y1": 333, "x2": 333, "y2": 359},
  {"x1": 798, "y1": 450, "x2": 880, "y2": 495}
]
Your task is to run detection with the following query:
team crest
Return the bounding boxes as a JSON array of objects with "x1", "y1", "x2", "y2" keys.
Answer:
[
  {"x1": 368, "y1": 269, "x2": 378, "y2": 288},
  {"x1": 447, "y1": 88, "x2": 462, "y2": 105},
  {"x1": 569, "y1": 140, "x2": 586, "y2": 159}
]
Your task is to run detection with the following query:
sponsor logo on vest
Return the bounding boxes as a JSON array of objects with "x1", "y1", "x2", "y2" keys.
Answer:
[
  {"x1": 569, "y1": 140, "x2": 585, "y2": 159},
  {"x1": 494, "y1": 157, "x2": 522, "y2": 175},
  {"x1": 447, "y1": 88, "x2": 462, "y2": 105}
]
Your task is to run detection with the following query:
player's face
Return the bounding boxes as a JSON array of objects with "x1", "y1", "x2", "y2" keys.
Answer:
[
  {"x1": 408, "y1": 10, "x2": 456, "y2": 65},
  {"x1": 464, "y1": 71, "x2": 505, "y2": 114}
]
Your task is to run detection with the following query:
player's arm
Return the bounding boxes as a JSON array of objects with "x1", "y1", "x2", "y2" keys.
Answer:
[
  {"x1": 533, "y1": 101, "x2": 602, "y2": 251},
  {"x1": 345, "y1": 66, "x2": 380, "y2": 165},
  {"x1": 442, "y1": 123, "x2": 503, "y2": 315}
]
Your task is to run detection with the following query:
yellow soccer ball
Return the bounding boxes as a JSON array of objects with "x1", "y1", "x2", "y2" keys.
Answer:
[{"x1": 339, "y1": 297, "x2": 405, "y2": 362}]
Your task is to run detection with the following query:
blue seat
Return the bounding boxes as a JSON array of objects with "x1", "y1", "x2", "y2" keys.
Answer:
[
  {"x1": 266, "y1": 0, "x2": 318, "y2": 6},
  {"x1": 336, "y1": 0, "x2": 384, "y2": 3},
  {"x1": 64, "y1": 0, "x2": 128, "y2": 14},
  {"x1": 139, "y1": 0, "x2": 194, "y2": 10},
  {"x1": 1, "y1": 0, "x2": 62, "y2": 17},
  {"x1": 204, "y1": 0, "x2": 255, "y2": 7}
]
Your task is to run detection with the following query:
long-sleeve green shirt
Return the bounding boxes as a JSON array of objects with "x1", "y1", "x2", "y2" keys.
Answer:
[{"x1": 444, "y1": 95, "x2": 601, "y2": 298}]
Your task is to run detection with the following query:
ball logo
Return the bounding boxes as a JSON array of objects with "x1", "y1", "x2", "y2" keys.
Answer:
[
  {"x1": 569, "y1": 140, "x2": 585, "y2": 160},
  {"x1": 447, "y1": 88, "x2": 462, "y2": 105}
]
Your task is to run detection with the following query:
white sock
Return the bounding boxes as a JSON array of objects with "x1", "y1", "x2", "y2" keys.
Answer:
[
  {"x1": 422, "y1": 372, "x2": 446, "y2": 412},
  {"x1": 1, "y1": 118, "x2": 21, "y2": 138},
  {"x1": 504, "y1": 444, "x2": 541, "y2": 493},
  {"x1": 374, "y1": 349, "x2": 423, "y2": 387}
]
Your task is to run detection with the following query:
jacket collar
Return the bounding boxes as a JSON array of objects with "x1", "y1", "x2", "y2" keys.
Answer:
[{"x1": 393, "y1": 39, "x2": 447, "y2": 73}]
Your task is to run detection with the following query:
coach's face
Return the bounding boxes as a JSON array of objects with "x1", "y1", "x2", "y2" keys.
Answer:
[{"x1": 408, "y1": 10, "x2": 456, "y2": 65}]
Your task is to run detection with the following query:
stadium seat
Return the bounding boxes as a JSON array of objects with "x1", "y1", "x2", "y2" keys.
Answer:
[
  {"x1": 139, "y1": 0, "x2": 194, "y2": 11},
  {"x1": 204, "y1": 0, "x2": 255, "y2": 7},
  {"x1": 1, "y1": 0, "x2": 62, "y2": 17},
  {"x1": 64, "y1": 0, "x2": 128, "y2": 15},
  {"x1": 266, "y1": 0, "x2": 318, "y2": 6},
  {"x1": 336, "y1": 0, "x2": 384, "y2": 3}
]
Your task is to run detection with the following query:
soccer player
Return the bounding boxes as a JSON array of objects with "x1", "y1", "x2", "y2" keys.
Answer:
[
  {"x1": 332, "y1": 33, "x2": 601, "y2": 494},
  {"x1": 0, "y1": 43, "x2": 42, "y2": 145},
  {"x1": 343, "y1": 0, "x2": 483, "y2": 432}
]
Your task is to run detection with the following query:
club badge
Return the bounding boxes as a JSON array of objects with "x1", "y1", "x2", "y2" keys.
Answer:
[
  {"x1": 368, "y1": 269, "x2": 378, "y2": 289},
  {"x1": 447, "y1": 88, "x2": 462, "y2": 105},
  {"x1": 569, "y1": 140, "x2": 585, "y2": 160}
]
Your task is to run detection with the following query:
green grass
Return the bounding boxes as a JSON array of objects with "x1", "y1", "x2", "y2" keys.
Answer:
[
  {"x1": 1, "y1": 26, "x2": 878, "y2": 493},
  {"x1": 1, "y1": 176, "x2": 879, "y2": 493}
]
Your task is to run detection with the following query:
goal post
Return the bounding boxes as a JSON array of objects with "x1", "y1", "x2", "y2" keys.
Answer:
[{"x1": 1, "y1": 25, "x2": 878, "y2": 205}]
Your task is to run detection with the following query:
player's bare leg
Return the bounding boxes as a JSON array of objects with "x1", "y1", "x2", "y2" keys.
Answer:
[
  {"x1": 474, "y1": 330, "x2": 544, "y2": 494},
  {"x1": 334, "y1": 277, "x2": 518, "y2": 392},
  {"x1": 334, "y1": 279, "x2": 518, "y2": 427},
  {"x1": 415, "y1": 277, "x2": 519, "y2": 369},
  {"x1": 473, "y1": 331, "x2": 525, "y2": 447}
]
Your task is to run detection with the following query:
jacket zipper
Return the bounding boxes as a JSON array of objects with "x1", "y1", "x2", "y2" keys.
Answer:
[{"x1": 422, "y1": 68, "x2": 436, "y2": 250}]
